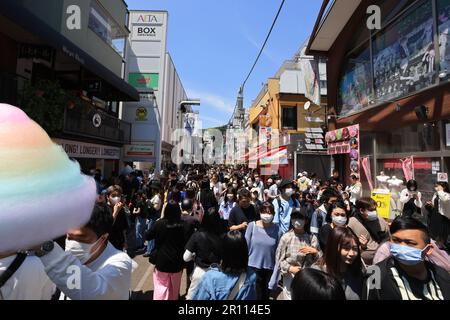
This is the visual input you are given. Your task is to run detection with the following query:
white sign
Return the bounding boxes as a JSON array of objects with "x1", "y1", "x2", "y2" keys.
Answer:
[
  {"x1": 438, "y1": 172, "x2": 448, "y2": 182},
  {"x1": 124, "y1": 143, "x2": 155, "y2": 161},
  {"x1": 131, "y1": 25, "x2": 162, "y2": 41},
  {"x1": 52, "y1": 139, "x2": 120, "y2": 159}
]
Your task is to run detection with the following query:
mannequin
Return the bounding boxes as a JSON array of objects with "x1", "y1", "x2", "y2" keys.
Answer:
[
  {"x1": 388, "y1": 176, "x2": 404, "y2": 219},
  {"x1": 376, "y1": 171, "x2": 390, "y2": 190}
]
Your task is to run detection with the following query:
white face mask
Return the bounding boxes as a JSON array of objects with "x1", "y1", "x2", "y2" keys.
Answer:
[
  {"x1": 260, "y1": 213, "x2": 274, "y2": 224},
  {"x1": 284, "y1": 188, "x2": 294, "y2": 197},
  {"x1": 292, "y1": 219, "x2": 305, "y2": 229},
  {"x1": 65, "y1": 236, "x2": 105, "y2": 264},
  {"x1": 232, "y1": 183, "x2": 238, "y2": 189},
  {"x1": 110, "y1": 196, "x2": 120, "y2": 205},
  {"x1": 367, "y1": 210, "x2": 378, "y2": 221},
  {"x1": 227, "y1": 195, "x2": 234, "y2": 201},
  {"x1": 332, "y1": 215, "x2": 347, "y2": 227}
]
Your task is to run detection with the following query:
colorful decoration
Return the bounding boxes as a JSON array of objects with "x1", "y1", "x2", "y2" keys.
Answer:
[{"x1": 0, "y1": 104, "x2": 97, "y2": 253}]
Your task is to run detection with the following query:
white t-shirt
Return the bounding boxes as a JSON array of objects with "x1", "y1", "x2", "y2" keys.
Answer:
[
  {"x1": 150, "y1": 194, "x2": 162, "y2": 210},
  {"x1": 39, "y1": 242, "x2": 133, "y2": 300},
  {"x1": 0, "y1": 255, "x2": 55, "y2": 300}
]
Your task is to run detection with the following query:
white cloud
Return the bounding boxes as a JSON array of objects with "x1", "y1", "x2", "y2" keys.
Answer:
[
  {"x1": 241, "y1": 28, "x2": 280, "y2": 65},
  {"x1": 187, "y1": 89, "x2": 235, "y2": 113}
]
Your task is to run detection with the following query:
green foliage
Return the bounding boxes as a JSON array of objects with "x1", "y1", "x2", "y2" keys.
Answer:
[{"x1": 19, "y1": 80, "x2": 82, "y2": 134}]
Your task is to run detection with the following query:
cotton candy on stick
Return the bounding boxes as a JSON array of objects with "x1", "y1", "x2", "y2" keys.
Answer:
[{"x1": 0, "y1": 104, "x2": 96, "y2": 253}]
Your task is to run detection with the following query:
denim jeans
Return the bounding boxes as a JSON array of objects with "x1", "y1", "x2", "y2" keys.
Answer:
[
  {"x1": 135, "y1": 216, "x2": 146, "y2": 249},
  {"x1": 146, "y1": 218, "x2": 156, "y2": 254}
]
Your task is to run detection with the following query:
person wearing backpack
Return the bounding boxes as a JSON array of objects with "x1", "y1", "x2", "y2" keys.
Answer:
[
  {"x1": 272, "y1": 180, "x2": 300, "y2": 237},
  {"x1": 310, "y1": 188, "x2": 341, "y2": 236}
]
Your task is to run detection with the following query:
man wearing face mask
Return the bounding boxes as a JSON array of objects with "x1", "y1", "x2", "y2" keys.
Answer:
[
  {"x1": 310, "y1": 188, "x2": 341, "y2": 235},
  {"x1": 33, "y1": 204, "x2": 133, "y2": 300},
  {"x1": 348, "y1": 198, "x2": 390, "y2": 265},
  {"x1": 367, "y1": 217, "x2": 450, "y2": 300},
  {"x1": 272, "y1": 180, "x2": 300, "y2": 237}
]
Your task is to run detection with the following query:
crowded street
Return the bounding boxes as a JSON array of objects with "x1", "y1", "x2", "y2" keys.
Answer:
[{"x1": 0, "y1": 0, "x2": 450, "y2": 310}]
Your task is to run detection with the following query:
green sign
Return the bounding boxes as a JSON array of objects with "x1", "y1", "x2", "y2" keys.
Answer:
[{"x1": 129, "y1": 73, "x2": 159, "y2": 90}]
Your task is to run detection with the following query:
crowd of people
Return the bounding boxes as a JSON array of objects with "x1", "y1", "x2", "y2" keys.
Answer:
[{"x1": 1, "y1": 163, "x2": 449, "y2": 300}]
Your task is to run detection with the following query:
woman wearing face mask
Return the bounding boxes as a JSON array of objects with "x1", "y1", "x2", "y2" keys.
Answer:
[
  {"x1": 274, "y1": 208, "x2": 321, "y2": 300},
  {"x1": 312, "y1": 226, "x2": 366, "y2": 300},
  {"x1": 245, "y1": 202, "x2": 280, "y2": 300},
  {"x1": 400, "y1": 180, "x2": 423, "y2": 219},
  {"x1": 318, "y1": 201, "x2": 349, "y2": 253},
  {"x1": 426, "y1": 182, "x2": 450, "y2": 251},
  {"x1": 106, "y1": 185, "x2": 129, "y2": 251},
  {"x1": 348, "y1": 198, "x2": 390, "y2": 265},
  {"x1": 219, "y1": 187, "x2": 237, "y2": 221}
]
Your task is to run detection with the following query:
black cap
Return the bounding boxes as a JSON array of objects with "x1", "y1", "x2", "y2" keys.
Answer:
[{"x1": 279, "y1": 180, "x2": 294, "y2": 190}]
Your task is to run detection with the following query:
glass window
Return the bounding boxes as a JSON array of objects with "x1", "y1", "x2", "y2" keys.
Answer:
[
  {"x1": 373, "y1": 1, "x2": 435, "y2": 104},
  {"x1": 378, "y1": 157, "x2": 440, "y2": 199},
  {"x1": 438, "y1": 0, "x2": 450, "y2": 80},
  {"x1": 379, "y1": 0, "x2": 415, "y2": 28},
  {"x1": 281, "y1": 106, "x2": 297, "y2": 130},
  {"x1": 338, "y1": 42, "x2": 373, "y2": 116},
  {"x1": 376, "y1": 121, "x2": 441, "y2": 154},
  {"x1": 88, "y1": 1, "x2": 127, "y2": 57}
]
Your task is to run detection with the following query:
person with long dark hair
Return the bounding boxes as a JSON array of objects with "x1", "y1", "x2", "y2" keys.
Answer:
[
  {"x1": 146, "y1": 200, "x2": 191, "y2": 300},
  {"x1": 400, "y1": 180, "x2": 423, "y2": 218},
  {"x1": 313, "y1": 227, "x2": 365, "y2": 300},
  {"x1": 291, "y1": 268, "x2": 346, "y2": 300},
  {"x1": 192, "y1": 231, "x2": 257, "y2": 300},
  {"x1": 184, "y1": 207, "x2": 224, "y2": 300},
  {"x1": 426, "y1": 181, "x2": 450, "y2": 252}
]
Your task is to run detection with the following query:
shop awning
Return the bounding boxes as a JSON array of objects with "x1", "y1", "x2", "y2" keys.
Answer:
[{"x1": 0, "y1": 1, "x2": 140, "y2": 102}]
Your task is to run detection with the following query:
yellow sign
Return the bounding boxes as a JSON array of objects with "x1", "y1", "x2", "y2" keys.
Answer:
[
  {"x1": 371, "y1": 191, "x2": 391, "y2": 220},
  {"x1": 135, "y1": 107, "x2": 148, "y2": 121}
]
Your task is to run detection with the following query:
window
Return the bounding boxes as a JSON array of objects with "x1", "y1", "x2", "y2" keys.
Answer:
[
  {"x1": 438, "y1": 0, "x2": 450, "y2": 80},
  {"x1": 373, "y1": 1, "x2": 435, "y2": 104},
  {"x1": 88, "y1": 1, "x2": 127, "y2": 56},
  {"x1": 281, "y1": 106, "x2": 297, "y2": 129},
  {"x1": 338, "y1": 42, "x2": 373, "y2": 116}
]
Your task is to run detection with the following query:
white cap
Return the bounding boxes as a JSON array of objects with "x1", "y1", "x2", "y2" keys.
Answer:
[{"x1": 302, "y1": 171, "x2": 308, "y2": 176}]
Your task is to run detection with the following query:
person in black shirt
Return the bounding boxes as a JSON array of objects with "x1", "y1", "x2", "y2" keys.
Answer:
[
  {"x1": 146, "y1": 200, "x2": 192, "y2": 300},
  {"x1": 184, "y1": 206, "x2": 224, "y2": 300},
  {"x1": 229, "y1": 188, "x2": 258, "y2": 233},
  {"x1": 366, "y1": 217, "x2": 450, "y2": 300},
  {"x1": 106, "y1": 185, "x2": 129, "y2": 252}
]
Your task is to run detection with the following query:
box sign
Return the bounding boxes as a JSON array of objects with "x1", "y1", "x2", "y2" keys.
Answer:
[
  {"x1": 129, "y1": 73, "x2": 159, "y2": 90},
  {"x1": 131, "y1": 25, "x2": 163, "y2": 41},
  {"x1": 52, "y1": 139, "x2": 120, "y2": 160},
  {"x1": 124, "y1": 144, "x2": 155, "y2": 159}
]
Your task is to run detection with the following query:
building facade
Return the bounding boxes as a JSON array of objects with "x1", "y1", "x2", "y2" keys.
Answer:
[
  {"x1": 307, "y1": 0, "x2": 450, "y2": 199},
  {"x1": 0, "y1": 0, "x2": 139, "y2": 178}
]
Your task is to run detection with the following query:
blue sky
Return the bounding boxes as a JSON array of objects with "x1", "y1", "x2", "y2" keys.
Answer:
[{"x1": 126, "y1": 0, "x2": 322, "y2": 128}]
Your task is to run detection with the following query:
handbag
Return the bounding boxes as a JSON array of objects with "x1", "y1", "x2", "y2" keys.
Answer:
[{"x1": 227, "y1": 272, "x2": 247, "y2": 300}]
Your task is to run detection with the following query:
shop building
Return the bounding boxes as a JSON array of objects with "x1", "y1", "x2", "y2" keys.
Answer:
[
  {"x1": 0, "y1": 0, "x2": 139, "y2": 178},
  {"x1": 307, "y1": 0, "x2": 450, "y2": 199}
]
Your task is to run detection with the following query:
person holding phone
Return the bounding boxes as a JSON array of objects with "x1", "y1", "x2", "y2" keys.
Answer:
[
  {"x1": 106, "y1": 185, "x2": 129, "y2": 252},
  {"x1": 400, "y1": 180, "x2": 423, "y2": 218}
]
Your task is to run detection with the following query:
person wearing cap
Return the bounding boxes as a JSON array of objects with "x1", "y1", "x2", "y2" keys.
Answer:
[
  {"x1": 272, "y1": 180, "x2": 300, "y2": 236},
  {"x1": 345, "y1": 174, "x2": 362, "y2": 205},
  {"x1": 297, "y1": 172, "x2": 310, "y2": 192}
]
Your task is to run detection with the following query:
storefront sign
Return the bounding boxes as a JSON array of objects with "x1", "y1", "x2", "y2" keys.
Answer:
[
  {"x1": 18, "y1": 44, "x2": 54, "y2": 63},
  {"x1": 129, "y1": 73, "x2": 159, "y2": 91},
  {"x1": 326, "y1": 124, "x2": 360, "y2": 178},
  {"x1": 124, "y1": 144, "x2": 155, "y2": 159},
  {"x1": 132, "y1": 25, "x2": 163, "y2": 41},
  {"x1": 135, "y1": 107, "x2": 148, "y2": 121},
  {"x1": 371, "y1": 191, "x2": 391, "y2": 220},
  {"x1": 52, "y1": 139, "x2": 120, "y2": 159}
]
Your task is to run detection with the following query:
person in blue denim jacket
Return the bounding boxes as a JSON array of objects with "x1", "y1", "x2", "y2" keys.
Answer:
[{"x1": 192, "y1": 231, "x2": 257, "y2": 300}]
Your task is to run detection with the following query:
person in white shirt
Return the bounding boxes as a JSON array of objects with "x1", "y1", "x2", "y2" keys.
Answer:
[
  {"x1": 345, "y1": 174, "x2": 362, "y2": 205},
  {"x1": 0, "y1": 253, "x2": 55, "y2": 300},
  {"x1": 210, "y1": 173, "x2": 223, "y2": 204},
  {"x1": 426, "y1": 182, "x2": 450, "y2": 250},
  {"x1": 33, "y1": 204, "x2": 133, "y2": 300},
  {"x1": 400, "y1": 179, "x2": 423, "y2": 217},
  {"x1": 253, "y1": 173, "x2": 264, "y2": 201}
]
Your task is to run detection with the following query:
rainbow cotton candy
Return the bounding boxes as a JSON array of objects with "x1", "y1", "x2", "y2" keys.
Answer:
[{"x1": 0, "y1": 103, "x2": 97, "y2": 253}]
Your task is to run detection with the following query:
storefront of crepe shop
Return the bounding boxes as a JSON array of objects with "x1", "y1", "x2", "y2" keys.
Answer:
[
  {"x1": 307, "y1": 0, "x2": 450, "y2": 199},
  {"x1": 52, "y1": 138, "x2": 121, "y2": 178}
]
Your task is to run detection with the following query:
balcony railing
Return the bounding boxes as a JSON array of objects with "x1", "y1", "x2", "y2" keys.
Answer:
[{"x1": 64, "y1": 106, "x2": 131, "y2": 144}]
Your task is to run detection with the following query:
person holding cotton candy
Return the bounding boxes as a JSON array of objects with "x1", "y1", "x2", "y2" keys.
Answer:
[{"x1": 0, "y1": 104, "x2": 133, "y2": 300}]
